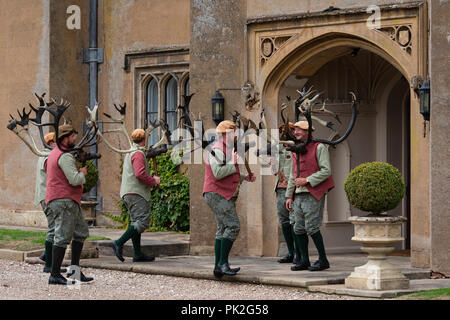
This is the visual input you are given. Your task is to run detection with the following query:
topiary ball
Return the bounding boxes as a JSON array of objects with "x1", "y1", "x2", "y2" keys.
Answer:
[
  {"x1": 79, "y1": 160, "x2": 99, "y2": 194},
  {"x1": 344, "y1": 162, "x2": 405, "y2": 216}
]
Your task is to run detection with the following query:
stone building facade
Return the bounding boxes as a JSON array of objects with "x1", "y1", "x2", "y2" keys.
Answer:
[{"x1": 0, "y1": 0, "x2": 448, "y2": 275}]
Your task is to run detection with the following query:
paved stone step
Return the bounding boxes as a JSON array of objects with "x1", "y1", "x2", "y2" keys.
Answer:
[{"x1": 95, "y1": 240, "x2": 190, "y2": 258}]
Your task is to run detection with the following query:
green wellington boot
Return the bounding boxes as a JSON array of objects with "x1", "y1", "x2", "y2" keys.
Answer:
[
  {"x1": 110, "y1": 225, "x2": 137, "y2": 262},
  {"x1": 217, "y1": 238, "x2": 240, "y2": 275},
  {"x1": 278, "y1": 225, "x2": 295, "y2": 263},
  {"x1": 132, "y1": 232, "x2": 155, "y2": 262},
  {"x1": 213, "y1": 238, "x2": 224, "y2": 278},
  {"x1": 291, "y1": 233, "x2": 311, "y2": 271},
  {"x1": 308, "y1": 231, "x2": 330, "y2": 271}
]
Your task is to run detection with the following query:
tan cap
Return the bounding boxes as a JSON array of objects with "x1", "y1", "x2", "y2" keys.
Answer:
[
  {"x1": 216, "y1": 120, "x2": 237, "y2": 134},
  {"x1": 44, "y1": 132, "x2": 55, "y2": 144},
  {"x1": 131, "y1": 128, "x2": 146, "y2": 143},
  {"x1": 294, "y1": 120, "x2": 315, "y2": 131},
  {"x1": 58, "y1": 124, "x2": 77, "y2": 139}
]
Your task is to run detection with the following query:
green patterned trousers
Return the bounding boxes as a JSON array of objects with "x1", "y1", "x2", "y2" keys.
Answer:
[
  {"x1": 40, "y1": 200, "x2": 56, "y2": 243},
  {"x1": 276, "y1": 189, "x2": 294, "y2": 227},
  {"x1": 204, "y1": 192, "x2": 240, "y2": 241},
  {"x1": 48, "y1": 199, "x2": 89, "y2": 248},
  {"x1": 292, "y1": 193, "x2": 325, "y2": 236},
  {"x1": 122, "y1": 194, "x2": 151, "y2": 234}
]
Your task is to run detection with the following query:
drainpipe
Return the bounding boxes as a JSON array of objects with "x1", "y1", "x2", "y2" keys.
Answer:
[{"x1": 83, "y1": 0, "x2": 103, "y2": 220}]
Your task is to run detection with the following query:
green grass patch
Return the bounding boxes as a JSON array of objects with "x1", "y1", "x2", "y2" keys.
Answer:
[
  {"x1": 399, "y1": 288, "x2": 450, "y2": 300},
  {"x1": 0, "y1": 229, "x2": 109, "y2": 251}
]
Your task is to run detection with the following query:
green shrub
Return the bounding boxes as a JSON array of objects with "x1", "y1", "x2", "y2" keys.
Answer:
[
  {"x1": 148, "y1": 152, "x2": 190, "y2": 232},
  {"x1": 344, "y1": 162, "x2": 405, "y2": 216},
  {"x1": 110, "y1": 152, "x2": 190, "y2": 232},
  {"x1": 106, "y1": 200, "x2": 131, "y2": 229},
  {"x1": 79, "y1": 160, "x2": 99, "y2": 194}
]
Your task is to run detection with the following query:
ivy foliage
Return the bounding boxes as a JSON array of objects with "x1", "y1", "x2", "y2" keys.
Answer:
[
  {"x1": 344, "y1": 162, "x2": 405, "y2": 215},
  {"x1": 78, "y1": 160, "x2": 99, "y2": 194},
  {"x1": 147, "y1": 152, "x2": 190, "y2": 232},
  {"x1": 109, "y1": 152, "x2": 190, "y2": 232}
]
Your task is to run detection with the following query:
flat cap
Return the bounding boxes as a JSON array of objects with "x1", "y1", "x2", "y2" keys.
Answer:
[
  {"x1": 216, "y1": 120, "x2": 237, "y2": 134},
  {"x1": 294, "y1": 120, "x2": 315, "y2": 131},
  {"x1": 58, "y1": 124, "x2": 77, "y2": 138},
  {"x1": 131, "y1": 128, "x2": 146, "y2": 142},
  {"x1": 44, "y1": 132, "x2": 55, "y2": 144}
]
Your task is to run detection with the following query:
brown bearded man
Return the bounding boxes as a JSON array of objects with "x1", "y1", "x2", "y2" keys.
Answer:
[{"x1": 286, "y1": 121, "x2": 334, "y2": 272}]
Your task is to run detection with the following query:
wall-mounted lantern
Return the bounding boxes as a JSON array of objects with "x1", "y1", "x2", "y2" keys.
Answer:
[
  {"x1": 211, "y1": 90, "x2": 225, "y2": 126},
  {"x1": 419, "y1": 80, "x2": 430, "y2": 121}
]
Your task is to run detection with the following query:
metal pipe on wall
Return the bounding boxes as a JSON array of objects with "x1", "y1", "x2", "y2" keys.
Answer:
[{"x1": 85, "y1": 0, "x2": 103, "y2": 217}]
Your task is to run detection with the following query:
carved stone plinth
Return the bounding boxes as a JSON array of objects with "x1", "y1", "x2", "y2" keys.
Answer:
[
  {"x1": 81, "y1": 200, "x2": 98, "y2": 226},
  {"x1": 345, "y1": 216, "x2": 409, "y2": 291}
]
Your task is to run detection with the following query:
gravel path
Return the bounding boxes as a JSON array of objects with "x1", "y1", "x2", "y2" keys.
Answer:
[{"x1": 0, "y1": 259, "x2": 362, "y2": 300}]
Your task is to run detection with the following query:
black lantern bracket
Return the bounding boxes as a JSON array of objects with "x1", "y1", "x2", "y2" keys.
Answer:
[{"x1": 411, "y1": 75, "x2": 430, "y2": 137}]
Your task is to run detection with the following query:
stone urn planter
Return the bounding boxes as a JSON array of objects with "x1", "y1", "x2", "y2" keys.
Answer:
[
  {"x1": 345, "y1": 215, "x2": 409, "y2": 290},
  {"x1": 344, "y1": 162, "x2": 408, "y2": 291}
]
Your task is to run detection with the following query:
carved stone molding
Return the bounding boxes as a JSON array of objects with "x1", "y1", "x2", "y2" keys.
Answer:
[
  {"x1": 377, "y1": 25, "x2": 413, "y2": 55},
  {"x1": 260, "y1": 35, "x2": 293, "y2": 67}
]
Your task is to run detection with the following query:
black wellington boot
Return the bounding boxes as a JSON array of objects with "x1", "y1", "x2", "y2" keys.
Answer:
[
  {"x1": 213, "y1": 239, "x2": 224, "y2": 278},
  {"x1": 48, "y1": 245, "x2": 67, "y2": 285},
  {"x1": 67, "y1": 241, "x2": 94, "y2": 282}
]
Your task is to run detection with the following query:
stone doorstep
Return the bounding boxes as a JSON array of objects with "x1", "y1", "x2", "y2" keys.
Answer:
[
  {"x1": 307, "y1": 280, "x2": 450, "y2": 299},
  {"x1": 95, "y1": 240, "x2": 190, "y2": 257},
  {"x1": 75, "y1": 258, "x2": 337, "y2": 287},
  {"x1": 23, "y1": 255, "x2": 442, "y2": 299},
  {"x1": 0, "y1": 249, "x2": 26, "y2": 262},
  {"x1": 0, "y1": 245, "x2": 99, "y2": 262},
  {"x1": 0, "y1": 248, "x2": 49, "y2": 262}
]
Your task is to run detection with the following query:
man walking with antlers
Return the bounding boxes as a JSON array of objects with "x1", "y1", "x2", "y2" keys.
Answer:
[
  {"x1": 111, "y1": 129, "x2": 161, "y2": 263},
  {"x1": 46, "y1": 124, "x2": 94, "y2": 285},
  {"x1": 34, "y1": 132, "x2": 66, "y2": 274},
  {"x1": 274, "y1": 123, "x2": 301, "y2": 265},
  {"x1": 285, "y1": 121, "x2": 334, "y2": 272},
  {"x1": 203, "y1": 120, "x2": 256, "y2": 278}
]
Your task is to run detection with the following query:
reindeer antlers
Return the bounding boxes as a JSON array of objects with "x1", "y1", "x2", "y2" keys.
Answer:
[
  {"x1": 89, "y1": 101, "x2": 172, "y2": 158},
  {"x1": 114, "y1": 103, "x2": 126, "y2": 115}
]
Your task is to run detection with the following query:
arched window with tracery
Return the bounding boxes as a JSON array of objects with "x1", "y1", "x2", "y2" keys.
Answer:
[
  {"x1": 165, "y1": 76, "x2": 178, "y2": 142},
  {"x1": 146, "y1": 77, "x2": 158, "y2": 146}
]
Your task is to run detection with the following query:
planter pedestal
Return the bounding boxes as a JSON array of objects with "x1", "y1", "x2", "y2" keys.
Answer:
[
  {"x1": 81, "y1": 200, "x2": 98, "y2": 226},
  {"x1": 345, "y1": 216, "x2": 409, "y2": 291}
]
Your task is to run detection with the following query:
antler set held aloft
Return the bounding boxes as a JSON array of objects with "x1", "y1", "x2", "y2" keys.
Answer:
[
  {"x1": 7, "y1": 93, "x2": 173, "y2": 166},
  {"x1": 87, "y1": 101, "x2": 172, "y2": 160}
]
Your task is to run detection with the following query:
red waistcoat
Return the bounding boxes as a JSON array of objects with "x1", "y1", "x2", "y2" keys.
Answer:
[
  {"x1": 291, "y1": 142, "x2": 334, "y2": 201},
  {"x1": 203, "y1": 140, "x2": 241, "y2": 200},
  {"x1": 45, "y1": 147, "x2": 83, "y2": 205}
]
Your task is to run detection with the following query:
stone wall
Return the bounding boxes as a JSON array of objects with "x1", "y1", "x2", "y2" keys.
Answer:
[
  {"x1": 189, "y1": 0, "x2": 249, "y2": 255},
  {"x1": 429, "y1": 0, "x2": 450, "y2": 275},
  {"x1": 0, "y1": 0, "x2": 51, "y2": 217}
]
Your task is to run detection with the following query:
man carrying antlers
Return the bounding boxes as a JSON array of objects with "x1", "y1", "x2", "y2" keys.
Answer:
[
  {"x1": 274, "y1": 122, "x2": 301, "y2": 265},
  {"x1": 45, "y1": 124, "x2": 93, "y2": 285},
  {"x1": 34, "y1": 132, "x2": 66, "y2": 274},
  {"x1": 285, "y1": 121, "x2": 334, "y2": 272},
  {"x1": 203, "y1": 120, "x2": 256, "y2": 278},
  {"x1": 110, "y1": 129, "x2": 161, "y2": 263}
]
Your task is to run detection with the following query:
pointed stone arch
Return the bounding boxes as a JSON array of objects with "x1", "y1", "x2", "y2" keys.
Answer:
[{"x1": 246, "y1": 4, "x2": 430, "y2": 259}]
